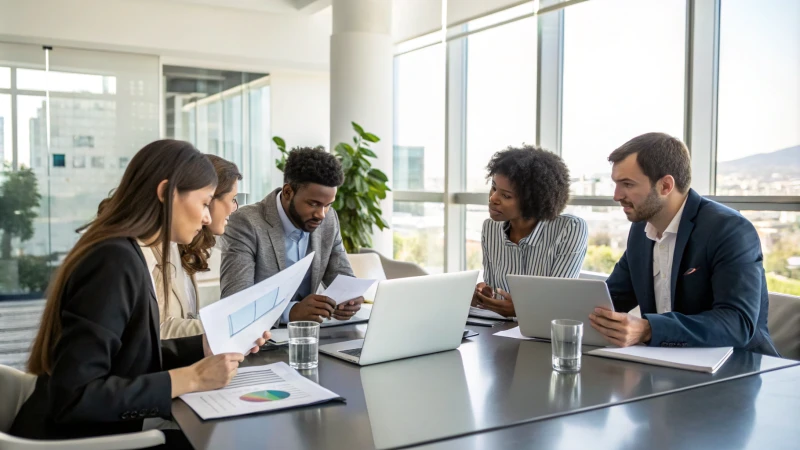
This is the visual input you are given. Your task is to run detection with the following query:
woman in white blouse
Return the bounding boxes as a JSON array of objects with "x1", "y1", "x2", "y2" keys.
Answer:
[
  {"x1": 472, "y1": 145, "x2": 589, "y2": 318},
  {"x1": 143, "y1": 155, "x2": 242, "y2": 339}
]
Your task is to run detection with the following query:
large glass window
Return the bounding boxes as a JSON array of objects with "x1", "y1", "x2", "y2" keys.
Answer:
[
  {"x1": 561, "y1": 0, "x2": 686, "y2": 196},
  {"x1": 716, "y1": 0, "x2": 800, "y2": 196},
  {"x1": 392, "y1": 201, "x2": 445, "y2": 274},
  {"x1": 393, "y1": 44, "x2": 445, "y2": 192},
  {"x1": 163, "y1": 66, "x2": 270, "y2": 203},
  {"x1": 464, "y1": 17, "x2": 537, "y2": 193},
  {"x1": 742, "y1": 210, "x2": 800, "y2": 296}
]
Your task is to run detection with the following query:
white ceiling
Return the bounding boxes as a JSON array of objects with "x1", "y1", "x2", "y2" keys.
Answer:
[{"x1": 161, "y1": 0, "x2": 330, "y2": 14}]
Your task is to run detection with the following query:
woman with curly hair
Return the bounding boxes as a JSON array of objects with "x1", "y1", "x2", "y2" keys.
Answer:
[
  {"x1": 144, "y1": 154, "x2": 242, "y2": 339},
  {"x1": 472, "y1": 145, "x2": 588, "y2": 318}
]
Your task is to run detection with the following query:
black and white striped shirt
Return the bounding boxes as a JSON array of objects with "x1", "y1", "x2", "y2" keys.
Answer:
[{"x1": 481, "y1": 214, "x2": 589, "y2": 294}]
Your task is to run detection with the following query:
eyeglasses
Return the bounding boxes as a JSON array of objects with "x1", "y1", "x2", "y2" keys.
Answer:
[{"x1": 233, "y1": 197, "x2": 239, "y2": 211}]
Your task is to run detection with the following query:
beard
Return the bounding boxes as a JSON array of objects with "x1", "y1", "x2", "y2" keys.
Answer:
[
  {"x1": 622, "y1": 187, "x2": 664, "y2": 223},
  {"x1": 288, "y1": 197, "x2": 321, "y2": 233}
]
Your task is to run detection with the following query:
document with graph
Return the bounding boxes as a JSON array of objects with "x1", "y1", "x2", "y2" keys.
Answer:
[
  {"x1": 200, "y1": 253, "x2": 315, "y2": 355},
  {"x1": 179, "y1": 362, "x2": 344, "y2": 420}
]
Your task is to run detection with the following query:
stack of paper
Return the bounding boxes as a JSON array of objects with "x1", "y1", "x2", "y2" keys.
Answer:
[
  {"x1": 586, "y1": 346, "x2": 734, "y2": 373},
  {"x1": 180, "y1": 362, "x2": 344, "y2": 419}
]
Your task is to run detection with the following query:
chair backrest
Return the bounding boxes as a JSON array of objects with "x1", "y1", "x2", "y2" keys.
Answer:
[
  {"x1": 768, "y1": 292, "x2": 800, "y2": 360},
  {"x1": 359, "y1": 248, "x2": 428, "y2": 279},
  {"x1": 346, "y1": 253, "x2": 387, "y2": 281},
  {"x1": 0, "y1": 365, "x2": 37, "y2": 433}
]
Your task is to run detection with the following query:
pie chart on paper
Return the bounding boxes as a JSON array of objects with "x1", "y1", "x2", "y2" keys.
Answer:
[{"x1": 239, "y1": 390, "x2": 291, "y2": 403}]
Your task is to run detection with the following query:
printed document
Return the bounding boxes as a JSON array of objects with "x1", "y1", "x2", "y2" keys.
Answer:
[
  {"x1": 200, "y1": 253, "x2": 315, "y2": 355},
  {"x1": 322, "y1": 275, "x2": 376, "y2": 304},
  {"x1": 180, "y1": 362, "x2": 344, "y2": 419}
]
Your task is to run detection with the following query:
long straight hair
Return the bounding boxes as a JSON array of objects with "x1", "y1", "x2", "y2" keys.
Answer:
[
  {"x1": 180, "y1": 154, "x2": 242, "y2": 275},
  {"x1": 28, "y1": 140, "x2": 217, "y2": 375}
]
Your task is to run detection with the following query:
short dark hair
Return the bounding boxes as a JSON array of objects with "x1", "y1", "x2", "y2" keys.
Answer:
[
  {"x1": 283, "y1": 146, "x2": 344, "y2": 191},
  {"x1": 486, "y1": 145, "x2": 571, "y2": 221},
  {"x1": 608, "y1": 132, "x2": 692, "y2": 193}
]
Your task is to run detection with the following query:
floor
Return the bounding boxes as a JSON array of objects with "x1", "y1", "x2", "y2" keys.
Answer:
[{"x1": 0, "y1": 299, "x2": 45, "y2": 371}]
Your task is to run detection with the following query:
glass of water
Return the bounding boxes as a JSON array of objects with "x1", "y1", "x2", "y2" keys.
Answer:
[
  {"x1": 551, "y1": 319, "x2": 583, "y2": 373},
  {"x1": 288, "y1": 321, "x2": 320, "y2": 370}
]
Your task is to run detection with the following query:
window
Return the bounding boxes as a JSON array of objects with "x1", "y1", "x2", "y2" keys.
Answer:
[
  {"x1": 561, "y1": 0, "x2": 686, "y2": 196},
  {"x1": 716, "y1": 0, "x2": 800, "y2": 196},
  {"x1": 163, "y1": 66, "x2": 271, "y2": 202},
  {"x1": 392, "y1": 201, "x2": 445, "y2": 274},
  {"x1": 563, "y1": 206, "x2": 631, "y2": 275},
  {"x1": 465, "y1": 17, "x2": 537, "y2": 193},
  {"x1": 741, "y1": 210, "x2": 800, "y2": 296},
  {"x1": 393, "y1": 44, "x2": 445, "y2": 192},
  {"x1": 466, "y1": 205, "x2": 488, "y2": 271},
  {"x1": 0, "y1": 93, "x2": 11, "y2": 167},
  {"x1": 0, "y1": 45, "x2": 160, "y2": 302}
]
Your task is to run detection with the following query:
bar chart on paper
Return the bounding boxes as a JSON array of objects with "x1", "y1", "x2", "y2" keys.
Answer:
[
  {"x1": 179, "y1": 363, "x2": 344, "y2": 419},
  {"x1": 228, "y1": 288, "x2": 281, "y2": 337}
]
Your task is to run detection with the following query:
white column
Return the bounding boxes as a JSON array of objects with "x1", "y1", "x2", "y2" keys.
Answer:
[{"x1": 330, "y1": 0, "x2": 393, "y2": 256}]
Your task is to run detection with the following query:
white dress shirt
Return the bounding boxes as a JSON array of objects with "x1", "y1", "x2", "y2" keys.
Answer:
[{"x1": 644, "y1": 198, "x2": 687, "y2": 314}]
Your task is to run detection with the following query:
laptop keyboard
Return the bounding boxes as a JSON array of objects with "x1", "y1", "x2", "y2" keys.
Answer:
[{"x1": 339, "y1": 348, "x2": 363, "y2": 358}]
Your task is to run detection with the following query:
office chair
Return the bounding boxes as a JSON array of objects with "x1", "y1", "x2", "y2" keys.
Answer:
[
  {"x1": 0, "y1": 365, "x2": 165, "y2": 450},
  {"x1": 768, "y1": 292, "x2": 800, "y2": 360}
]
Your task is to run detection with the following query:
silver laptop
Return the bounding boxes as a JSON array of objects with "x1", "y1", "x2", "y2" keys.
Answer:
[
  {"x1": 507, "y1": 275, "x2": 615, "y2": 347},
  {"x1": 319, "y1": 271, "x2": 480, "y2": 366}
]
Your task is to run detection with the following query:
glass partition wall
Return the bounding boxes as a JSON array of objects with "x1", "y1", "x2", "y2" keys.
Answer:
[{"x1": 0, "y1": 42, "x2": 160, "y2": 299}]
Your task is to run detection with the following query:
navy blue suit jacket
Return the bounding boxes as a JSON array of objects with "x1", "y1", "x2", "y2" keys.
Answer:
[{"x1": 606, "y1": 189, "x2": 779, "y2": 356}]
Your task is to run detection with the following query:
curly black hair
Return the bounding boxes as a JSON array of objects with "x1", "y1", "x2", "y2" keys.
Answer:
[
  {"x1": 284, "y1": 146, "x2": 344, "y2": 191},
  {"x1": 486, "y1": 145, "x2": 571, "y2": 221}
]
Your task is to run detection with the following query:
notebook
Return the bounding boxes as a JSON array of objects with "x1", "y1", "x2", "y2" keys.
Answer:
[{"x1": 586, "y1": 346, "x2": 734, "y2": 374}]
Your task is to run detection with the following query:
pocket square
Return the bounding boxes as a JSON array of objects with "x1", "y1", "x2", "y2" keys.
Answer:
[{"x1": 683, "y1": 268, "x2": 698, "y2": 276}]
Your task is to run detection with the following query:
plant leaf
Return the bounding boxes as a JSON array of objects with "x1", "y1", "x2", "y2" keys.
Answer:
[
  {"x1": 360, "y1": 148, "x2": 377, "y2": 158},
  {"x1": 273, "y1": 136, "x2": 286, "y2": 148},
  {"x1": 362, "y1": 133, "x2": 380, "y2": 143},
  {"x1": 352, "y1": 122, "x2": 365, "y2": 135}
]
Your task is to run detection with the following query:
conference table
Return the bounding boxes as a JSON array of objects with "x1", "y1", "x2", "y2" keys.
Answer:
[{"x1": 172, "y1": 321, "x2": 800, "y2": 449}]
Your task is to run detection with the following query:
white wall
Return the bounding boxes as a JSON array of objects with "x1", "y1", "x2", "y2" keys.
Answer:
[
  {"x1": 268, "y1": 70, "x2": 331, "y2": 190},
  {"x1": 0, "y1": 0, "x2": 332, "y2": 72}
]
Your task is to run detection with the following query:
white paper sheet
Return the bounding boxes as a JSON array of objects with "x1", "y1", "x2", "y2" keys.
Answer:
[
  {"x1": 200, "y1": 253, "x2": 315, "y2": 355},
  {"x1": 322, "y1": 275, "x2": 376, "y2": 304},
  {"x1": 179, "y1": 362, "x2": 343, "y2": 420},
  {"x1": 494, "y1": 326, "x2": 549, "y2": 341}
]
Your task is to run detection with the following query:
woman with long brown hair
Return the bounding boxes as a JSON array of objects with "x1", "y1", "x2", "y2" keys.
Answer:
[
  {"x1": 148, "y1": 154, "x2": 243, "y2": 339},
  {"x1": 11, "y1": 140, "x2": 269, "y2": 445}
]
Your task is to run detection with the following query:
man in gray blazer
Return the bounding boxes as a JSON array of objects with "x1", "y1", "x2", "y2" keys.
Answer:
[{"x1": 220, "y1": 147, "x2": 363, "y2": 323}]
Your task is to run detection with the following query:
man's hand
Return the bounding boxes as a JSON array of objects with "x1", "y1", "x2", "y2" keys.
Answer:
[
  {"x1": 589, "y1": 307, "x2": 651, "y2": 347},
  {"x1": 332, "y1": 296, "x2": 364, "y2": 321},
  {"x1": 474, "y1": 288, "x2": 515, "y2": 318},
  {"x1": 289, "y1": 294, "x2": 336, "y2": 323},
  {"x1": 471, "y1": 283, "x2": 493, "y2": 307}
]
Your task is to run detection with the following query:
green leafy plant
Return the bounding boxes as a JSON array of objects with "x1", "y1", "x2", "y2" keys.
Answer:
[
  {"x1": 273, "y1": 122, "x2": 391, "y2": 253},
  {"x1": 0, "y1": 166, "x2": 41, "y2": 259}
]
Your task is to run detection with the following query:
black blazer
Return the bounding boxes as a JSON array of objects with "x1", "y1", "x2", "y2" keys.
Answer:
[{"x1": 11, "y1": 237, "x2": 204, "y2": 440}]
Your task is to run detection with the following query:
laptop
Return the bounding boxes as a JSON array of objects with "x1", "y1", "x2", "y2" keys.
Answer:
[
  {"x1": 319, "y1": 270, "x2": 480, "y2": 366},
  {"x1": 507, "y1": 275, "x2": 615, "y2": 347}
]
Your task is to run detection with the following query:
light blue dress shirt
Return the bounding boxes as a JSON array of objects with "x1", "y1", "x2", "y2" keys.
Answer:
[{"x1": 276, "y1": 192, "x2": 312, "y2": 323}]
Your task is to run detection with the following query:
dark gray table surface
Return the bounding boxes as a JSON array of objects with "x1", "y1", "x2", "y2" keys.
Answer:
[
  {"x1": 414, "y1": 363, "x2": 800, "y2": 450},
  {"x1": 172, "y1": 322, "x2": 799, "y2": 450}
]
